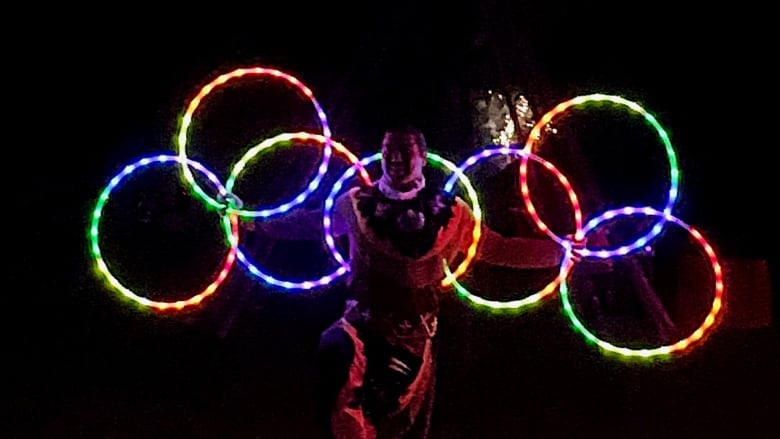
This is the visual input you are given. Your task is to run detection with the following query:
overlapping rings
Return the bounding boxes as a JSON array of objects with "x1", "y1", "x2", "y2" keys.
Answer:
[{"x1": 89, "y1": 67, "x2": 725, "y2": 358}]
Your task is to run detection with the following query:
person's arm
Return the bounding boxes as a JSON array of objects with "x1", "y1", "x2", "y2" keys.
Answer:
[
  {"x1": 477, "y1": 226, "x2": 564, "y2": 269},
  {"x1": 250, "y1": 208, "x2": 323, "y2": 241},
  {"x1": 249, "y1": 192, "x2": 352, "y2": 241},
  {"x1": 452, "y1": 197, "x2": 563, "y2": 269}
]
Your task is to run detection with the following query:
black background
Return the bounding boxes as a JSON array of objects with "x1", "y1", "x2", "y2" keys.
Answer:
[{"x1": 11, "y1": 2, "x2": 778, "y2": 438}]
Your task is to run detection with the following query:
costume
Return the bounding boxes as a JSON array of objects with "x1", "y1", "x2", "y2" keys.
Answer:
[
  {"x1": 313, "y1": 153, "x2": 565, "y2": 438},
  {"x1": 317, "y1": 175, "x2": 476, "y2": 439}
]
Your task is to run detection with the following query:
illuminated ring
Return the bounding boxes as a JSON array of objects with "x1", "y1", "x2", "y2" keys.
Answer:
[
  {"x1": 441, "y1": 146, "x2": 582, "y2": 310},
  {"x1": 560, "y1": 207, "x2": 724, "y2": 358},
  {"x1": 88, "y1": 154, "x2": 239, "y2": 311},
  {"x1": 225, "y1": 133, "x2": 371, "y2": 290},
  {"x1": 323, "y1": 152, "x2": 481, "y2": 287},
  {"x1": 176, "y1": 67, "x2": 333, "y2": 215},
  {"x1": 521, "y1": 94, "x2": 679, "y2": 257}
]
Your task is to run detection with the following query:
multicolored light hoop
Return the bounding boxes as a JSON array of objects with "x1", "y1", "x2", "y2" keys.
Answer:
[
  {"x1": 521, "y1": 93, "x2": 680, "y2": 258},
  {"x1": 322, "y1": 151, "x2": 483, "y2": 287},
  {"x1": 90, "y1": 62, "x2": 727, "y2": 359},
  {"x1": 176, "y1": 67, "x2": 334, "y2": 215},
  {"x1": 89, "y1": 155, "x2": 239, "y2": 311},
  {"x1": 225, "y1": 133, "x2": 372, "y2": 290},
  {"x1": 441, "y1": 146, "x2": 581, "y2": 310},
  {"x1": 559, "y1": 207, "x2": 724, "y2": 358}
]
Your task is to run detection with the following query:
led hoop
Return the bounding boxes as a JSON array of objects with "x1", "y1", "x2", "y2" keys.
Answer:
[
  {"x1": 322, "y1": 152, "x2": 481, "y2": 287},
  {"x1": 441, "y1": 146, "x2": 582, "y2": 310},
  {"x1": 88, "y1": 155, "x2": 239, "y2": 311},
  {"x1": 560, "y1": 207, "x2": 724, "y2": 358},
  {"x1": 226, "y1": 134, "x2": 371, "y2": 290},
  {"x1": 176, "y1": 67, "x2": 334, "y2": 213},
  {"x1": 521, "y1": 94, "x2": 680, "y2": 258}
]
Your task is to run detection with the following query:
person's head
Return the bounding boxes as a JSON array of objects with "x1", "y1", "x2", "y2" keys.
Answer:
[{"x1": 380, "y1": 125, "x2": 428, "y2": 190}]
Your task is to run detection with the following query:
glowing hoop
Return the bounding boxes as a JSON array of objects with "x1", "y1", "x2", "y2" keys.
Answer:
[
  {"x1": 322, "y1": 151, "x2": 482, "y2": 287},
  {"x1": 225, "y1": 133, "x2": 371, "y2": 290},
  {"x1": 521, "y1": 94, "x2": 680, "y2": 258},
  {"x1": 176, "y1": 67, "x2": 333, "y2": 215},
  {"x1": 441, "y1": 146, "x2": 581, "y2": 310},
  {"x1": 88, "y1": 155, "x2": 239, "y2": 311},
  {"x1": 559, "y1": 207, "x2": 724, "y2": 358},
  {"x1": 89, "y1": 60, "x2": 726, "y2": 357}
]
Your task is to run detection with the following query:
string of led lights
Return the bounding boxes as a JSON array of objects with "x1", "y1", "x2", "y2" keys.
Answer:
[{"x1": 89, "y1": 66, "x2": 725, "y2": 358}]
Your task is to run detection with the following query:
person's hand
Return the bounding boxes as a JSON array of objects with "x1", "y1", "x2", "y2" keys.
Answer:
[
  {"x1": 563, "y1": 234, "x2": 613, "y2": 271},
  {"x1": 563, "y1": 234, "x2": 586, "y2": 262}
]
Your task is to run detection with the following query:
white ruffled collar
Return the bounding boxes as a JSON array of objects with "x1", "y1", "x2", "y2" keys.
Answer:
[{"x1": 377, "y1": 174, "x2": 426, "y2": 200}]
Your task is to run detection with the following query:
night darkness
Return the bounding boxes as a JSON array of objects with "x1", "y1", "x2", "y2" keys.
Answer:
[{"x1": 12, "y1": 2, "x2": 778, "y2": 438}]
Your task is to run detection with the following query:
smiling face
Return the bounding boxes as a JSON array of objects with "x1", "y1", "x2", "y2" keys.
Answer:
[{"x1": 380, "y1": 130, "x2": 427, "y2": 190}]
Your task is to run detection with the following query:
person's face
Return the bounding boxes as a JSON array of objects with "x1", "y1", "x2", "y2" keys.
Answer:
[{"x1": 381, "y1": 133, "x2": 426, "y2": 187}]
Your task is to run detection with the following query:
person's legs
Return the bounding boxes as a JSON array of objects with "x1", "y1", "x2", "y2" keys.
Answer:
[
  {"x1": 403, "y1": 355, "x2": 436, "y2": 439},
  {"x1": 315, "y1": 322, "x2": 355, "y2": 437}
]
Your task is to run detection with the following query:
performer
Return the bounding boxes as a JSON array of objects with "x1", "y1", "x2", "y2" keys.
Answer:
[{"x1": 253, "y1": 125, "x2": 566, "y2": 438}]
